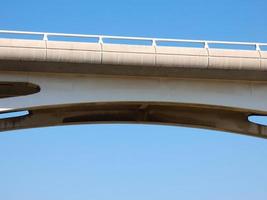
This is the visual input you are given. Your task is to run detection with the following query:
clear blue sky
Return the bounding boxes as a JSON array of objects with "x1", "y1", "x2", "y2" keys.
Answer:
[{"x1": 1, "y1": 0, "x2": 267, "y2": 199}]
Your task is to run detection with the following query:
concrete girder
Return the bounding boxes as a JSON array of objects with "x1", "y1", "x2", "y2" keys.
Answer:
[
  {"x1": 0, "y1": 39, "x2": 266, "y2": 81},
  {"x1": 0, "y1": 38, "x2": 267, "y2": 138}
]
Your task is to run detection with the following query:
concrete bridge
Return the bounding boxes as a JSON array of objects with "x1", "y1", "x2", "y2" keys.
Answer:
[{"x1": 0, "y1": 30, "x2": 267, "y2": 139}]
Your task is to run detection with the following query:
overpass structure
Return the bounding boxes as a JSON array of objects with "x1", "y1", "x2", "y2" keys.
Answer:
[{"x1": 0, "y1": 30, "x2": 267, "y2": 138}]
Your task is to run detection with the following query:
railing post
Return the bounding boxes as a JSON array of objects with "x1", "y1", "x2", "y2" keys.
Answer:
[
  {"x1": 43, "y1": 34, "x2": 48, "y2": 41},
  {"x1": 256, "y1": 44, "x2": 261, "y2": 51},
  {"x1": 204, "y1": 42, "x2": 209, "y2": 49},
  {"x1": 98, "y1": 36, "x2": 104, "y2": 44},
  {"x1": 152, "y1": 39, "x2": 157, "y2": 47}
]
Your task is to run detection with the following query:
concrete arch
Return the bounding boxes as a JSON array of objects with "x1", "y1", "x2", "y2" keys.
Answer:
[{"x1": 0, "y1": 102, "x2": 266, "y2": 139}]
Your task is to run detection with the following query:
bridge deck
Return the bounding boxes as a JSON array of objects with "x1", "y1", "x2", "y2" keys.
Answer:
[{"x1": 0, "y1": 32, "x2": 266, "y2": 81}]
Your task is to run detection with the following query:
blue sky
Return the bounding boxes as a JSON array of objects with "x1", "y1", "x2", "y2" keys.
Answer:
[{"x1": 1, "y1": 0, "x2": 267, "y2": 199}]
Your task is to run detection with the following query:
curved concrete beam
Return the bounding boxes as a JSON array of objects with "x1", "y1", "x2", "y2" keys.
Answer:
[
  {"x1": 0, "y1": 39, "x2": 266, "y2": 81},
  {"x1": 0, "y1": 72, "x2": 267, "y2": 138},
  {"x1": 0, "y1": 38, "x2": 267, "y2": 138},
  {"x1": 1, "y1": 102, "x2": 266, "y2": 139}
]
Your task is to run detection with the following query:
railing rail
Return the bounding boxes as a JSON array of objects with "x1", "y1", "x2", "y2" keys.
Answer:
[{"x1": 0, "y1": 30, "x2": 266, "y2": 50}]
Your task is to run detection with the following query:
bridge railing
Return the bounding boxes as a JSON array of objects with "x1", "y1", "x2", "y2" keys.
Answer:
[{"x1": 0, "y1": 30, "x2": 266, "y2": 51}]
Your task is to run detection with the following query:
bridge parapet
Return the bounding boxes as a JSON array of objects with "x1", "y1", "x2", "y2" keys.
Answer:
[{"x1": 0, "y1": 30, "x2": 266, "y2": 81}]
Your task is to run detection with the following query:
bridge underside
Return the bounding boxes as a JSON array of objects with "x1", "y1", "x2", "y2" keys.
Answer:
[
  {"x1": 0, "y1": 102, "x2": 266, "y2": 139},
  {"x1": 1, "y1": 71, "x2": 267, "y2": 139}
]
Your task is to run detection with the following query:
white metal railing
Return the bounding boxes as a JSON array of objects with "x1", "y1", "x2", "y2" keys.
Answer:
[{"x1": 0, "y1": 30, "x2": 266, "y2": 50}]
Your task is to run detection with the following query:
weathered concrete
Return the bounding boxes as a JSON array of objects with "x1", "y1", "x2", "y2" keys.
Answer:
[
  {"x1": 208, "y1": 49, "x2": 261, "y2": 70},
  {"x1": 261, "y1": 51, "x2": 267, "y2": 69},
  {"x1": 0, "y1": 39, "x2": 267, "y2": 80},
  {"x1": 0, "y1": 38, "x2": 267, "y2": 138},
  {"x1": 156, "y1": 46, "x2": 208, "y2": 68}
]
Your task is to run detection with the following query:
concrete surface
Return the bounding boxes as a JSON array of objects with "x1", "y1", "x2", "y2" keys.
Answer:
[
  {"x1": 0, "y1": 39, "x2": 266, "y2": 80},
  {"x1": 0, "y1": 38, "x2": 267, "y2": 138}
]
